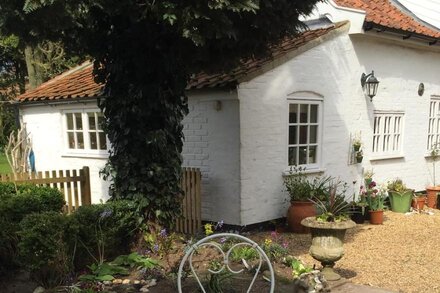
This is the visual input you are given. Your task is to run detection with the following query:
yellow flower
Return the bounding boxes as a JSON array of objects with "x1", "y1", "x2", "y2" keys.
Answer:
[
  {"x1": 204, "y1": 223, "x2": 214, "y2": 235},
  {"x1": 264, "y1": 238, "x2": 272, "y2": 246}
]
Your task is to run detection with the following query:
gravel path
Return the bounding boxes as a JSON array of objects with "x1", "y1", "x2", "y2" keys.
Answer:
[{"x1": 278, "y1": 210, "x2": 440, "y2": 293}]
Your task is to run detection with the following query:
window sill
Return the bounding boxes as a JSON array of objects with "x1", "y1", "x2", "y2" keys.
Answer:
[
  {"x1": 282, "y1": 168, "x2": 326, "y2": 176},
  {"x1": 424, "y1": 153, "x2": 438, "y2": 159},
  {"x1": 369, "y1": 154, "x2": 404, "y2": 161},
  {"x1": 62, "y1": 152, "x2": 109, "y2": 159}
]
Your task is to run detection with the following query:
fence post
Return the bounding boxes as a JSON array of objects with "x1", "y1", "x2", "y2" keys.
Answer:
[{"x1": 80, "y1": 166, "x2": 92, "y2": 205}]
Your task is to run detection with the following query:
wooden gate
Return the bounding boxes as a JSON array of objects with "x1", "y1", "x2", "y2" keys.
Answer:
[{"x1": 176, "y1": 168, "x2": 202, "y2": 234}]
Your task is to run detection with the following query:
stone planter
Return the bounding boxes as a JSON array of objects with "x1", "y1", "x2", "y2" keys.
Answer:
[{"x1": 301, "y1": 217, "x2": 356, "y2": 281}]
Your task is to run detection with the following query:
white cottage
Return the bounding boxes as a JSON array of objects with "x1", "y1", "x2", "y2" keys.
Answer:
[{"x1": 17, "y1": 0, "x2": 440, "y2": 226}]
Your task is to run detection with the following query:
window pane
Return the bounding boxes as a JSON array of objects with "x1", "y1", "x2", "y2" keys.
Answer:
[
  {"x1": 289, "y1": 104, "x2": 298, "y2": 123},
  {"x1": 309, "y1": 146, "x2": 317, "y2": 164},
  {"x1": 75, "y1": 114, "x2": 83, "y2": 130},
  {"x1": 289, "y1": 126, "x2": 297, "y2": 144},
  {"x1": 66, "y1": 113, "x2": 74, "y2": 130},
  {"x1": 299, "y1": 126, "x2": 308, "y2": 144},
  {"x1": 90, "y1": 132, "x2": 97, "y2": 149},
  {"x1": 310, "y1": 105, "x2": 318, "y2": 123},
  {"x1": 97, "y1": 113, "x2": 105, "y2": 130},
  {"x1": 88, "y1": 113, "x2": 96, "y2": 130},
  {"x1": 99, "y1": 133, "x2": 107, "y2": 150},
  {"x1": 299, "y1": 146, "x2": 307, "y2": 165},
  {"x1": 300, "y1": 104, "x2": 308, "y2": 123},
  {"x1": 310, "y1": 126, "x2": 318, "y2": 143},
  {"x1": 77, "y1": 132, "x2": 84, "y2": 149},
  {"x1": 288, "y1": 147, "x2": 297, "y2": 166},
  {"x1": 68, "y1": 132, "x2": 75, "y2": 149}
]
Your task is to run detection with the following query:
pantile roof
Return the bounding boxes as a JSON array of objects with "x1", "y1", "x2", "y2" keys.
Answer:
[
  {"x1": 17, "y1": 21, "x2": 347, "y2": 102},
  {"x1": 334, "y1": 0, "x2": 440, "y2": 39},
  {"x1": 17, "y1": 62, "x2": 104, "y2": 103},
  {"x1": 188, "y1": 21, "x2": 347, "y2": 89}
]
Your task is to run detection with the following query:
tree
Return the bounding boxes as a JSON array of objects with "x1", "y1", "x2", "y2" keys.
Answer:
[{"x1": 1, "y1": 0, "x2": 320, "y2": 227}]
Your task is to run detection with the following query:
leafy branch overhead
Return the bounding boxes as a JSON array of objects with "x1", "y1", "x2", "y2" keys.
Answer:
[{"x1": 1, "y1": 0, "x2": 321, "y2": 226}]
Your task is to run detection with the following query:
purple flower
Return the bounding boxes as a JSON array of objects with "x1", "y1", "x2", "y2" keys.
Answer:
[
  {"x1": 159, "y1": 228, "x2": 167, "y2": 238},
  {"x1": 153, "y1": 244, "x2": 159, "y2": 253},
  {"x1": 215, "y1": 220, "x2": 224, "y2": 230},
  {"x1": 100, "y1": 209, "x2": 112, "y2": 219},
  {"x1": 282, "y1": 241, "x2": 289, "y2": 249},
  {"x1": 220, "y1": 237, "x2": 227, "y2": 243}
]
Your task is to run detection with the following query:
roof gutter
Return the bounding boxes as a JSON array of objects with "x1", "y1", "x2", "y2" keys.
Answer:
[
  {"x1": 15, "y1": 96, "x2": 104, "y2": 107},
  {"x1": 364, "y1": 22, "x2": 440, "y2": 47}
]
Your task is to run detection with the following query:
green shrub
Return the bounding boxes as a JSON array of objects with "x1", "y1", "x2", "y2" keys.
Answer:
[
  {"x1": 0, "y1": 217, "x2": 19, "y2": 276},
  {"x1": 18, "y1": 211, "x2": 78, "y2": 288},
  {"x1": 72, "y1": 200, "x2": 139, "y2": 267},
  {"x1": 0, "y1": 183, "x2": 65, "y2": 275},
  {"x1": 0, "y1": 184, "x2": 65, "y2": 223}
]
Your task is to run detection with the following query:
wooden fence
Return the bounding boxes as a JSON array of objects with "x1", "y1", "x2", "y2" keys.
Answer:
[
  {"x1": 1, "y1": 165, "x2": 202, "y2": 234},
  {"x1": 0, "y1": 166, "x2": 91, "y2": 213},
  {"x1": 176, "y1": 167, "x2": 202, "y2": 235}
]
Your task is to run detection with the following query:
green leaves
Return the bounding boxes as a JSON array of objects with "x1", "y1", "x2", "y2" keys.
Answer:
[{"x1": 3, "y1": 0, "x2": 320, "y2": 228}]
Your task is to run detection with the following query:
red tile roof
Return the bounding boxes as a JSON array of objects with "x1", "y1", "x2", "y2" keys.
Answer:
[
  {"x1": 334, "y1": 0, "x2": 440, "y2": 38},
  {"x1": 17, "y1": 62, "x2": 104, "y2": 103},
  {"x1": 17, "y1": 21, "x2": 347, "y2": 102},
  {"x1": 188, "y1": 21, "x2": 348, "y2": 89}
]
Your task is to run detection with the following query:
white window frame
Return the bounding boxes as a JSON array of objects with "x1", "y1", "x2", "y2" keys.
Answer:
[
  {"x1": 371, "y1": 110, "x2": 404, "y2": 159},
  {"x1": 286, "y1": 98, "x2": 323, "y2": 170},
  {"x1": 427, "y1": 97, "x2": 440, "y2": 153},
  {"x1": 62, "y1": 109, "x2": 109, "y2": 158}
]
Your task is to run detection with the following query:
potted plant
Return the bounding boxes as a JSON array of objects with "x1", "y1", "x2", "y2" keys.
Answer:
[
  {"x1": 366, "y1": 183, "x2": 386, "y2": 224},
  {"x1": 412, "y1": 192, "x2": 426, "y2": 211},
  {"x1": 355, "y1": 150, "x2": 363, "y2": 163},
  {"x1": 283, "y1": 167, "x2": 330, "y2": 233},
  {"x1": 301, "y1": 180, "x2": 356, "y2": 281},
  {"x1": 349, "y1": 181, "x2": 368, "y2": 224},
  {"x1": 426, "y1": 144, "x2": 440, "y2": 208},
  {"x1": 387, "y1": 179, "x2": 413, "y2": 213},
  {"x1": 352, "y1": 137, "x2": 362, "y2": 152}
]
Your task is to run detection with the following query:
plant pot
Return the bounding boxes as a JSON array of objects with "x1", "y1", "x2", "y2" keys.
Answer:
[
  {"x1": 411, "y1": 197, "x2": 426, "y2": 210},
  {"x1": 356, "y1": 156, "x2": 363, "y2": 163},
  {"x1": 349, "y1": 205, "x2": 367, "y2": 224},
  {"x1": 353, "y1": 145, "x2": 361, "y2": 152},
  {"x1": 369, "y1": 210, "x2": 383, "y2": 225},
  {"x1": 301, "y1": 217, "x2": 356, "y2": 281},
  {"x1": 426, "y1": 186, "x2": 440, "y2": 209},
  {"x1": 286, "y1": 201, "x2": 316, "y2": 233},
  {"x1": 388, "y1": 190, "x2": 413, "y2": 213}
]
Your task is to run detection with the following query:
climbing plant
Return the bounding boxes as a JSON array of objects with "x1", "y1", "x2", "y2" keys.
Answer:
[{"x1": 1, "y1": 0, "x2": 320, "y2": 227}]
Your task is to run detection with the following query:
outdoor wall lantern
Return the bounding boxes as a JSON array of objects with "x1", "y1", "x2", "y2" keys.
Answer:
[{"x1": 361, "y1": 70, "x2": 379, "y2": 101}]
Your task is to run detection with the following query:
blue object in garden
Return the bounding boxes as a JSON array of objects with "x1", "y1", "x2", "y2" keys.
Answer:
[{"x1": 29, "y1": 149, "x2": 35, "y2": 172}]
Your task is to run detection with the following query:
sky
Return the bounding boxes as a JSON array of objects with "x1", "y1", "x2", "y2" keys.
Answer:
[{"x1": 397, "y1": 0, "x2": 440, "y2": 29}]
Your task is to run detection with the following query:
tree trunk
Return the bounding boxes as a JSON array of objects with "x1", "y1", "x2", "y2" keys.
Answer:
[{"x1": 24, "y1": 45, "x2": 44, "y2": 89}]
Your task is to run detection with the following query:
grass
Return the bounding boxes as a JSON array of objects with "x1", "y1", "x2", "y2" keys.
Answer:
[{"x1": 0, "y1": 153, "x2": 11, "y2": 174}]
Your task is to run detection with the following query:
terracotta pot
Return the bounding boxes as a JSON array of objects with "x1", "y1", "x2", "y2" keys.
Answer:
[
  {"x1": 286, "y1": 201, "x2": 316, "y2": 233},
  {"x1": 369, "y1": 210, "x2": 383, "y2": 225},
  {"x1": 426, "y1": 186, "x2": 440, "y2": 208},
  {"x1": 411, "y1": 197, "x2": 426, "y2": 210}
]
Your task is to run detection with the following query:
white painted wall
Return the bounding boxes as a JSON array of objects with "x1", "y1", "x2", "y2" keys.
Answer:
[
  {"x1": 182, "y1": 90, "x2": 241, "y2": 224},
  {"x1": 237, "y1": 30, "x2": 440, "y2": 225},
  {"x1": 19, "y1": 101, "x2": 111, "y2": 203}
]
